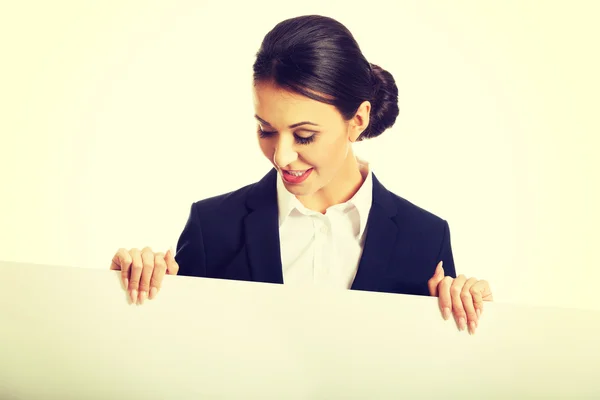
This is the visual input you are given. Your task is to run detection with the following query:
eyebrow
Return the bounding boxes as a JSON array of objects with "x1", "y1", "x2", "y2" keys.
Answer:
[{"x1": 254, "y1": 115, "x2": 320, "y2": 129}]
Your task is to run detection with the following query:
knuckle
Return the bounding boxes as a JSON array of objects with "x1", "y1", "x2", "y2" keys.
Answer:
[
  {"x1": 141, "y1": 252, "x2": 155, "y2": 264},
  {"x1": 150, "y1": 276, "x2": 162, "y2": 289},
  {"x1": 141, "y1": 246, "x2": 153, "y2": 254},
  {"x1": 138, "y1": 278, "x2": 150, "y2": 291},
  {"x1": 460, "y1": 291, "x2": 471, "y2": 301},
  {"x1": 154, "y1": 260, "x2": 167, "y2": 272},
  {"x1": 131, "y1": 261, "x2": 143, "y2": 271},
  {"x1": 450, "y1": 285, "x2": 461, "y2": 296},
  {"x1": 441, "y1": 276, "x2": 453, "y2": 287},
  {"x1": 142, "y1": 258, "x2": 154, "y2": 269}
]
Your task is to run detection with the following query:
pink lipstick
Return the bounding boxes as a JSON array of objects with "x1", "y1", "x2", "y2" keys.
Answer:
[{"x1": 281, "y1": 168, "x2": 313, "y2": 184}]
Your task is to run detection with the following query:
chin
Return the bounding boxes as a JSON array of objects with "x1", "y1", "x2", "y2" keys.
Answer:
[{"x1": 282, "y1": 180, "x2": 314, "y2": 197}]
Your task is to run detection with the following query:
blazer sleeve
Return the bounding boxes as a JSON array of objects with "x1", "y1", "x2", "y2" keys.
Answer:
[
  {"x1": 436, "y1": 220, "x2": 457, "y2": 279},
  {"x1": 174, "y1": 203, "x2": 207, "y2": 277}
]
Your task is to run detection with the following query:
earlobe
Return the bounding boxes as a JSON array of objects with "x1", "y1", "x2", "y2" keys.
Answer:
[
  {"x1": 353, "y1": 101, "x2": 371, "y2": 135},
  {"x1": 349, "y1": 126, "x2": 362, "y2": 143}
]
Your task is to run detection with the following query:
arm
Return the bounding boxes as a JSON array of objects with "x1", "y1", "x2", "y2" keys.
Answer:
[
  {"x1": 175, "y1": 203, "x2": 207, "y2": 277},
  {"x1": 429, "y1": 220, "x2": 493, "y2": 335},
  {"x1": 435, "y1": 220, "x2": 456, "y2": 279}
]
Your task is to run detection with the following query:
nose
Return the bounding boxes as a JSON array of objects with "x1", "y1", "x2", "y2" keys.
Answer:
[{"x1": 273, "y1": 134, "x2": 298, "y2": 169}]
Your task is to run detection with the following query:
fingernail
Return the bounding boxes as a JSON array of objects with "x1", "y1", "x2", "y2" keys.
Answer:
[
  {"x1": 131, "y1": 289, "x2": 138, "y2": 304},
  {"x1": 442, "y1": 307, "x2": 451, "y2": 320},
  {"x1": 458, "y1": 317, "x2": 467, "y2": 331},
  {"x1": 469, "y1": 321, "x2": 476, "y2": 335},
  {"x1": 476, "y1": 308, "x2": 481, "y2": 318},
  {"x1": 123, "y1": 278, "x2": 129, "y2": 291},
  {"x1": 149, "y1": 287, "x2": 157, "y2": 300},
  {"x1": 139, "y1": 291, "x2": 147, "y2": 305}
]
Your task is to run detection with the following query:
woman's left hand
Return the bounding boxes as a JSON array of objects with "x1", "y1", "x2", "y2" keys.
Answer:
[{"x1": 428, "y1": 261, "x2": 493, "y2": 335}]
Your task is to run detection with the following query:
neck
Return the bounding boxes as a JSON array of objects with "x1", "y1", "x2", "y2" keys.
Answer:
[{"x1": 297, "y1": 149, "x2": 365, "y2": 213}]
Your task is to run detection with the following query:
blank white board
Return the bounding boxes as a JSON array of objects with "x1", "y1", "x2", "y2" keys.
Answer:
[{"x1": 0, "y1": 260, "x2": 599, "y2": 399}]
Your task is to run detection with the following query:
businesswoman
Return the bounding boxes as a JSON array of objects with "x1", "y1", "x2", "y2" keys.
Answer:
[{"x1": 110, "y1": 15, "x2": 493, "y2": 334}]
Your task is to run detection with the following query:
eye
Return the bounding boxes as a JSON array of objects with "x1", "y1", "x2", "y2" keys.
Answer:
[
  {"x1": 257, "y1": 128, "x2": 276, "y2": 139},
  {"x1": 257, "y1": 128, "x2": 316, "y2": 145},
  {"x1": 295, "y1": 135, "x2": 315, "y2": 145}
]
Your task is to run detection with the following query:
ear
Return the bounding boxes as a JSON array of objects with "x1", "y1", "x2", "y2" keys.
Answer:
[{"x1": 348, "y1": 100, "x2": 371, "y2": 142}]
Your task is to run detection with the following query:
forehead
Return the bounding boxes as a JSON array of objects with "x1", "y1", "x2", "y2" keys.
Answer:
[{"x1": 252, "y1": 81, "x2": 342, "y2": 126}]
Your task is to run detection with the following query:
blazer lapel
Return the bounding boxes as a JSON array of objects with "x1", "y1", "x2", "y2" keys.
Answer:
[
  {"x1": 243, "y1": 168, "x2": 284, "y2": 284},
  {"x1": 351, "y1": 174, "x2": 398, "y2": 292}
]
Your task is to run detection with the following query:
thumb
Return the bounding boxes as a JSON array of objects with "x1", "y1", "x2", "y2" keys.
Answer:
[
  {"x1": 428, "y1": 261, "x2": 444, "y2": 296},
  {"x1": 434, "y1": 261, "x2": 444, "y2": 277},
  {"x1": 165, "y1": 247, "x2": 178, "y2": 274}
]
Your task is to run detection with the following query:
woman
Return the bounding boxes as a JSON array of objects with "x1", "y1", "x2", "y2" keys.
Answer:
[{"x1": 110, "y1": 15, "x2": 493, "y2": 334}]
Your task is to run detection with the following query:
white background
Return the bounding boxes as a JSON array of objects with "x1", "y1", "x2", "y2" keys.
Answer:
[{"x1": 1, "y1": 1, "x2": 598, "y2": 310}]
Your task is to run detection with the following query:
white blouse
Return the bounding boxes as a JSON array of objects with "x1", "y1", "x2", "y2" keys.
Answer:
[{"x1": 276, "y1": 160, "x2": 373, "y2": 289}]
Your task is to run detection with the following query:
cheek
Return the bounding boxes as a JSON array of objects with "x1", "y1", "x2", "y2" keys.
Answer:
[
  {"x1": 304, "y1": 137, "x2": 347, "y2": 167},
  {"x1": 258, "y1": 139, "x2": 274, "y2": 160}
]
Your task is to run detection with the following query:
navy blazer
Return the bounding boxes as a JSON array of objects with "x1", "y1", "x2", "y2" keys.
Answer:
[{"x1": 175, "y1": 169, "x2": 456, "y2": 296}]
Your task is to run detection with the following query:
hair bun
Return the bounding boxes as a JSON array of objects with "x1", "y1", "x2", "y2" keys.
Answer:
[{"x1": 361, "y1": 63, "x2": 399, "y2": 140}]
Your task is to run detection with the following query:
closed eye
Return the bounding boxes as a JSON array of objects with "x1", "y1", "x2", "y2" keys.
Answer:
[{"x1": 257, "y1": 128, "x2": 316, "y2": 145}]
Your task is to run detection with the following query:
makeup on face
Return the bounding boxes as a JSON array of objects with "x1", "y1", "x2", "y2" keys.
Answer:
[
  {"x1": 252, "y1": 82, "x2": 361, "y2": 207},
  {"x1": 280, "y1": 168, "x2": 314, "y2": 184}
]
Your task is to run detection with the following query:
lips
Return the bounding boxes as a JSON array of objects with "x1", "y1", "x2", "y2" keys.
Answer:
[{"x1": 281, "y1": 168, "x2": 313, "y2": 184}]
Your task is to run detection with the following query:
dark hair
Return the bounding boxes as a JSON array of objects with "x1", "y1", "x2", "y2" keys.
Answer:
[{"x1": 253, "y1": 15, "x2": 399, "y2": 141}]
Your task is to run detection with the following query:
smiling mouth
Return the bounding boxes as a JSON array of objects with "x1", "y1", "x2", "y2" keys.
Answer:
[
  {"x1": 284, "y1": 170, "x2": 310, "y2": 177},
  {"x1": 281, "y1": 168, "x2": 314, "y2": 183}
]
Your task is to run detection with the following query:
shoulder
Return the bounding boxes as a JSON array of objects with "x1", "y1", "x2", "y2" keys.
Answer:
[
  {"x1": 390, "y1": 192, "x2": 447, "y2": 226},
  {"x1": 373, "y1": 174, "x2": 449, "y2": 232},
  {"x1": 387, "y1": 191, "x2": 451, "y2": 245},
  {"x1": 189, "y1": 169, "x2": 276, "y2": 220},
  {"x1": 190, "y1": 182, "x2": 255, "y2": 218}
]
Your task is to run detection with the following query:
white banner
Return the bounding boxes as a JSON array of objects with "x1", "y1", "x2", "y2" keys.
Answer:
[{"x1": 0, "y1": 261, "x2": 599, "y2": 399}]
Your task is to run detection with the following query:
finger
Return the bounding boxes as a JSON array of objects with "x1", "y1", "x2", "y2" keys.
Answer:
[
  {"x1": 461, "y1": 277, "x2": 479, "y2": 335},
  {"x1": 450, "y1": 275, "x2": 468, "y2": 331},
  {"x1": 427, "y1": 261, "x2": 444, "y2": 296},
  {"x1": 165, "y1": 248, "x2": 179, "y2": 275},
  {"x1": 149, "y1": 252, "x2": 167, "y2": 300},
  {"x1": 437, "y1": 276, "x2": 453, "y2": 320},
  {"x1": 110, "y1": 248, "x2": 132, "y2": 291},
  {"x1": 479, "y1": 279, "x2": 494, "y2": 302},
  {"x1": 471, "y1": 280, "x2": 493, "y2": 315},
  {"x1": 109, "y1": 248, "x2": 125, "y2": 270},
  {"x1": 128, "y1": 248, "x2": 143, "y2": 304},
  {"x1": 138, "y1": 247, "x2": 155, "y2": 304}
]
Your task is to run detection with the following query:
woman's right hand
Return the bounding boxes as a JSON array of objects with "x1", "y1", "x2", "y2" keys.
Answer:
[{"x1": 110, "y1": 247, "x2": 179, "y2": 304}]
